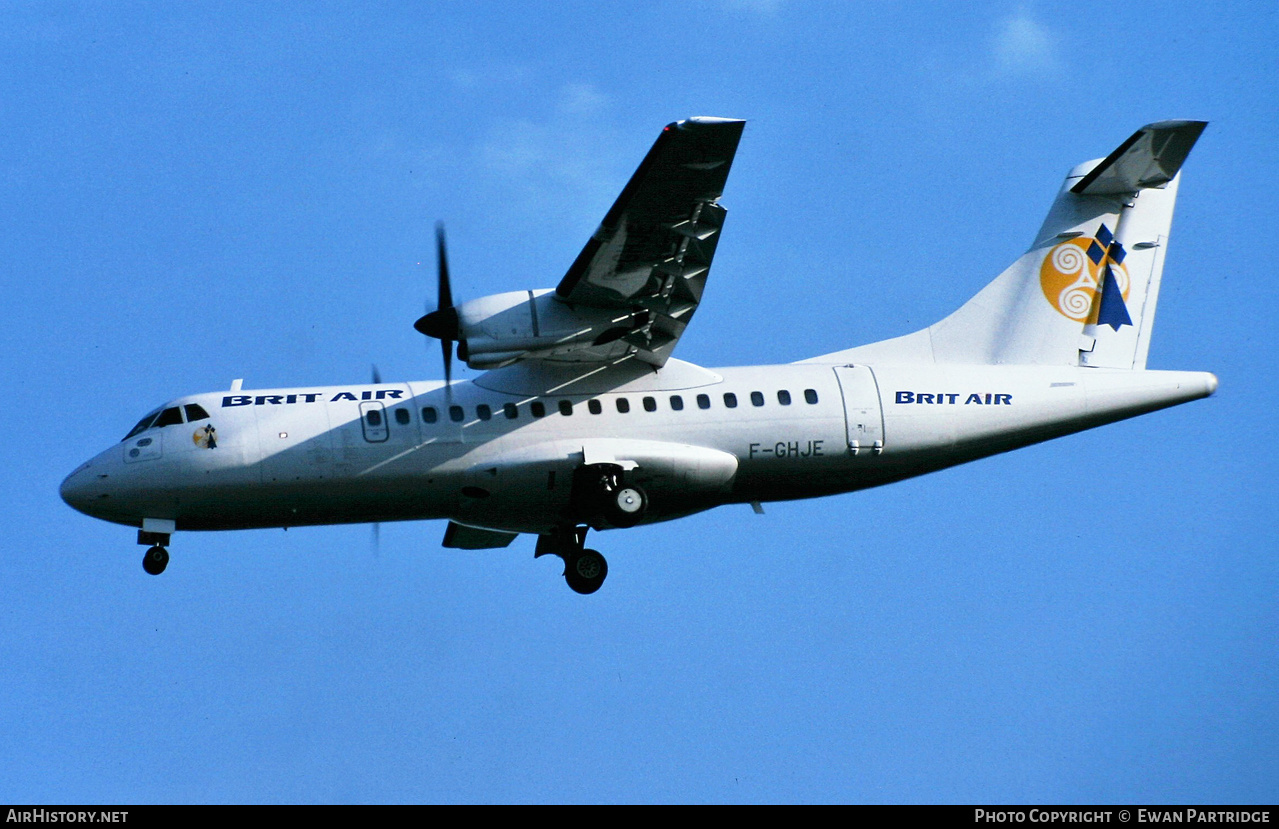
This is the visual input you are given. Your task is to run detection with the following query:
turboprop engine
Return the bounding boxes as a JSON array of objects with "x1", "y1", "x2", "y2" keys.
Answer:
[{"x1": 417, "y1": 288, "x2": 652, "y2": 370}]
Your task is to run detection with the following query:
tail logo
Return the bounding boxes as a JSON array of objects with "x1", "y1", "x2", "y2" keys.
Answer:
[{"x1": 1039, "y1": 224, "x2": 1133, "y2": 328}]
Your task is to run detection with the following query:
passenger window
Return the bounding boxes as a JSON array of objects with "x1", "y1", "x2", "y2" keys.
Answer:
[
  {"x1": 477, "y1": 404, "x2": 492, "y2": 421},
  {"x1": 588, "y1": 400, "x2": 602, "y2": 415},
  {"x1": 670, "y1": 395, "x2": 684, "y2": 411},
  {"x1": 155, "y1": 407, "x2": 184, "y2": 427},
  {"x1": 723, "y1": 393, "x2": 738, "y2": 409},
  {"x1": 777, "y1": 390, "x2": 792, "y2": 406},
  {"x1": 366, "y1": 409, "x2": 383, "y2": 427},
  {"x1": 503, "y1": 402, "x2": 518, "y2": 420},
  {"x1": 642, "y1": 396, "x2": 657, "y2": 412},
  {"x1": 423, "y1": 407, "x2": 438, "y2": 424},
  {"x1": 559, "y1": 400, "x2": 573, "y2": 416},
  {"x1": 394, "y1": 408, "x2": 411, "y2": 425},
  {"x1": 616, "y1": 398, "x2": 630, "y2": 413},
  {"x1": 750, "y1": 391, "x2": 765, "y2": 407},
  {"x1": 697, "y1": 394, "x2": 710, "y2": 410},
  {"x1": 805, "y1": 389, "x2": 819, "y2": 404},
  {"x1": 184, "y1": 403, "x2": 210, "y2": 422},
  {"x1": 449, "y1": 405, "x2": 464, "y2": 422},
  {"x1": 531, "y1": 402, "x2": 546, "y2": 418}
]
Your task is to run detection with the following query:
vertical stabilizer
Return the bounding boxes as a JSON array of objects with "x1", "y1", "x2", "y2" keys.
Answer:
[{"x1": 806, "y1": 121, "x2": 1206, "y2": 369}]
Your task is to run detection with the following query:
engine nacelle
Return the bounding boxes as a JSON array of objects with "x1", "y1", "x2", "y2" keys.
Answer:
[{"x1": 453, "y1": 289, "x2": 647, "y2": 369}]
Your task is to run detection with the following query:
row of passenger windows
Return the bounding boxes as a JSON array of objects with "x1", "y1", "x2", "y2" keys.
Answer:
[{"x1": 418, "y1": 389, "x2": 820, "y2": 424}]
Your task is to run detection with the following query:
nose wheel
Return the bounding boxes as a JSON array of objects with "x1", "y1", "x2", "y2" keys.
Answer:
[{"x1": 142, "y1": 545, "x2": 169, "y2": 575}]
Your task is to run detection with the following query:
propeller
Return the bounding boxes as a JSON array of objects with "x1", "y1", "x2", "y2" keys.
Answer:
[
  {"x1": 371, "y1": 363, "x2": 382, "y2": 557},
  {"x1": 414, "y1": 222, "x2": 459, "y2": 392}
]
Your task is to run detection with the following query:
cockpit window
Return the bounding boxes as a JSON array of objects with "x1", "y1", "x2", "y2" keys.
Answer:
[
  {"x1": 154, "y1": 407, "x2": 184, "y2": 428},
  {"x1": 123, "y1": 408, "x2": 163, "y2": 441},
  {"x1": 184, "y1": 403, "x2": 211, "y2": 422}
]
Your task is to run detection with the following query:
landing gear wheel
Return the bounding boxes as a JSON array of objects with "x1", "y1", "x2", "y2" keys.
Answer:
[
  {"x1": 604, "y1": 485, "x2": 647, "y2": 528},
  {"x1": 142, "y1": 545, "x2": 169, "y2": 576},
  {"x1": 565, "y1": 548, "x2": 608, "y2": 595}
]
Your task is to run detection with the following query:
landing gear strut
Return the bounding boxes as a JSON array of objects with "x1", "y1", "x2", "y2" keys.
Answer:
[
  {"x1": 536, "y1": 526, "x2": 608, "y2": 595},
  {"x1": 142, "y1": 545, "x2": 169, "y2": 575}
]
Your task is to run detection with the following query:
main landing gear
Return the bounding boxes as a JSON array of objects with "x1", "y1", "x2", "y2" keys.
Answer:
[
  {"x1": 536, "y1": 527, "x2": 608, "y2": 595},
  {"x1": 533, "y1": 463, "x2": 649, "y2": 594}
]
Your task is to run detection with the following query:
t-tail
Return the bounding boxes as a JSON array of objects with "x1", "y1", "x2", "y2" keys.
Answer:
[{"x1": 811, "y1": 120, "x2": 1208, "y2": 369}]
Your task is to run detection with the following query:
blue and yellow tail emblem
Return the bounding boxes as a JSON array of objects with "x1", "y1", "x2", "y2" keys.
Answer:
[{"x1": 1039, "y1": 224, "x2": 1133, "y2": 330}]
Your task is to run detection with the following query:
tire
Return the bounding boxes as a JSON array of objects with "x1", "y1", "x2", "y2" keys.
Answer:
[
  {"x1": 604, "y1": 485, "x2": 647, "y2": 528},
  {"x1": 565, "y1": 549, "x2": 608, "y2": 594},
  {"x1": 142, "y1": 545, "x2": 169, "y2": 576}
]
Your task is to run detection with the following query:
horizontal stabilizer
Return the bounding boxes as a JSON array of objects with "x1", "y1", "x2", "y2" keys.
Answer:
[{"x1": 1071, "y1": 121, "x2": 1207, "y2": 196}]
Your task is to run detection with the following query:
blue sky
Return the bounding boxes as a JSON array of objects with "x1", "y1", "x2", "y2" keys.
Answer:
[{"x1": 2, "y1": 1, "x2": 1275, "y2": 803}]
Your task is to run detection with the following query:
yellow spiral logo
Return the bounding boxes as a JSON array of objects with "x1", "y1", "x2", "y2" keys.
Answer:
[{"x1": 1039, "y1": 237, "x2": 1130, "y2": 322}]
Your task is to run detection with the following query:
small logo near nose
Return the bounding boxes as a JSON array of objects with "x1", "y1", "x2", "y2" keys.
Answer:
[{"x1": 194, "y1": 424, "x2": 218, "y2": 449}]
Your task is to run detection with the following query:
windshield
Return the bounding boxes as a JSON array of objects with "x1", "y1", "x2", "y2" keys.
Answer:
[{"x1": 123, "y1": 407, "x2": 163, "y2": 441}]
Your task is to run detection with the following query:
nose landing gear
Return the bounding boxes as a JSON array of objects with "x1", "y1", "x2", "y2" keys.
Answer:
[
  {"x1": 137, "y1": 524, "x2": 172, "y2": 576},
  {"x1": 142, "y1": 545, "x2": 169, "y2": 575},
  {"x1": 535, "y1": 527, "x2": 608, "y2": 595}
]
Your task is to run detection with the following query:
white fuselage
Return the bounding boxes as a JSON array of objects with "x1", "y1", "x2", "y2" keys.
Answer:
[{"x1": 60, "y1": 359, "x2": 1216, "y2": 537}]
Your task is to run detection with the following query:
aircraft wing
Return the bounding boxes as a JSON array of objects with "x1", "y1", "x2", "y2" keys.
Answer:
[{"x1": 554, "y1": 117, "x2": 745, "y2": 366}]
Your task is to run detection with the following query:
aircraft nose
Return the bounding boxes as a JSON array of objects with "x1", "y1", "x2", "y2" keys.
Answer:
[{"x1": 59, "y1": 461, "x2": 98, "y2": 516}]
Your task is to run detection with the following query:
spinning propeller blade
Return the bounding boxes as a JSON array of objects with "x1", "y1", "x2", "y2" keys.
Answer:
[{"x1": 413, "y1": 222, "x2": 458, "y2": 393}]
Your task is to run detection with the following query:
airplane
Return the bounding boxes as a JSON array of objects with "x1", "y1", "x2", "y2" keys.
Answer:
[{"x1": 60, "y1": 116, "x2": 1216, "y2": 594}]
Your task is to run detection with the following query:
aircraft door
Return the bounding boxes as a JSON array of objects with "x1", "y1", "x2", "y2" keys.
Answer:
[
  {"x1": 329, "y1": 386, "x2": 419, "y2": 479},
  {"x1": 833, "y1": 365, "x2": 884, "y2": 455},
  {"x1": 359, "y1": 402, "x2": 389, "y2": 443}
]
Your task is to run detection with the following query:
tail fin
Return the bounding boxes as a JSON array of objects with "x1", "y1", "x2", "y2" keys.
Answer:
[{"x1": 809, "y1": 121, "x2": 1207, "y2": 369}]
